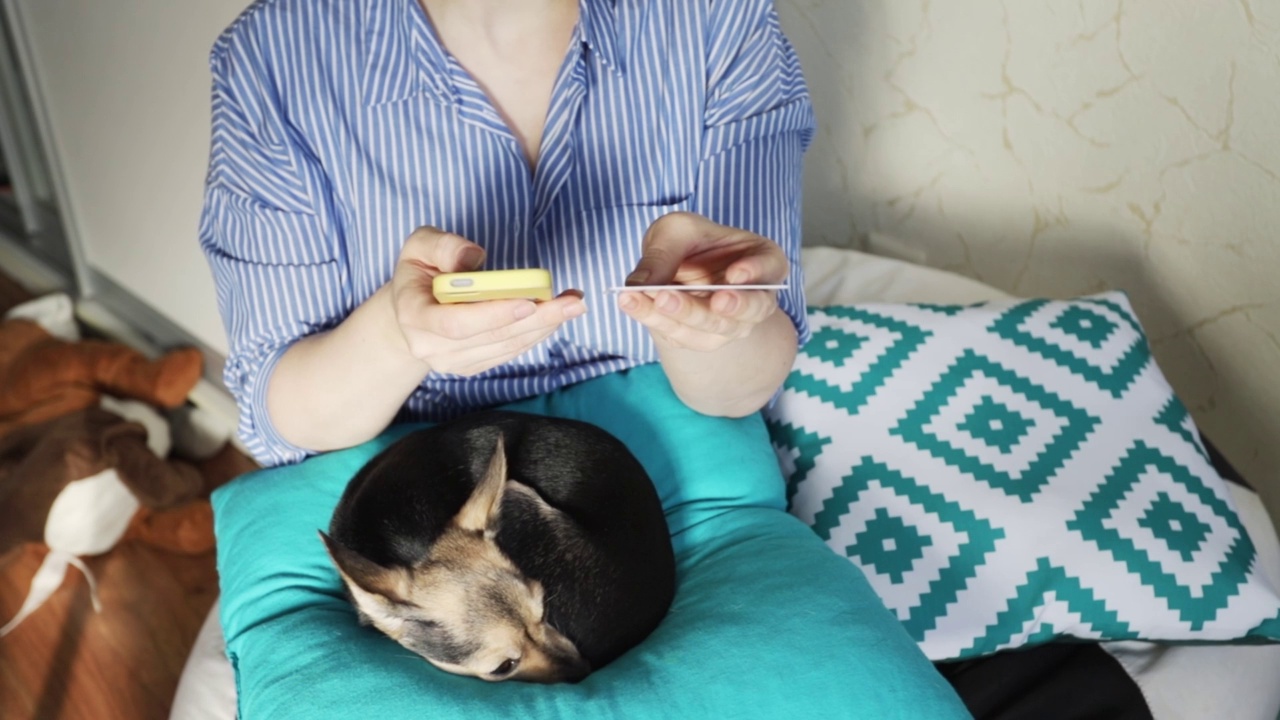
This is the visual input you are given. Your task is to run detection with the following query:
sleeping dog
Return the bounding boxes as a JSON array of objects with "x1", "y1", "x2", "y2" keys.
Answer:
[{"x1": 320, "y1": 411, "x2": 676, "y2": 683}]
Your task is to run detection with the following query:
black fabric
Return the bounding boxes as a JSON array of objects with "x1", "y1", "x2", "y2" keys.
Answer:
[
  {"x1": 1203, "y1": 433, "x2": 1249, "y2": 489},
  {"x1": 935, "y1": 642, "x2": 1153, "y2": 720}
]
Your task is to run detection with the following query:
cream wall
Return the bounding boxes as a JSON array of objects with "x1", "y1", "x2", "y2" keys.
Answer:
[
  {"x1": 10, "y1": 0, "x2": 246, "y2": 355},
  {"x1": 777, "y1": 0, "x2": 1280, "y2": 519}
]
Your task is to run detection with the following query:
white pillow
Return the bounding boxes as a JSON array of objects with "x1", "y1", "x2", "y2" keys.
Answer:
[{"x1": 765, "y1": 290, "x2": 1280, "y2": 660}]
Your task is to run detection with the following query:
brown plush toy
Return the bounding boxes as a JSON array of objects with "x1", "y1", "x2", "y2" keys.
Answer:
[
  {"x1": 0, "y1": 318, "x2": 203, "y2": 440},
  {"x1": 0, "y1": 304, "x2": 220, "y2": 636},
  {"x1": 0, "y1": 407, "x2": 205, "y2": 555},
  {"x1": 0, "y1": 400, "x2": 216, "y2": 636}
]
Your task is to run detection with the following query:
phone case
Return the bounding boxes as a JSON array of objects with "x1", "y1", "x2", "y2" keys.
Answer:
[{"x1": 432, "y1": 268, "x2": 554, "y2": 304}]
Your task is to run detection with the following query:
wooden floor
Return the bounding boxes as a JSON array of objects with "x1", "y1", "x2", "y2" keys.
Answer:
[
  {"x1": 0, "y1": 542, "x2": 217, "y2": 719},
  {"x1": 0, "y1": 269, "x2": 254, "y2": 720}
]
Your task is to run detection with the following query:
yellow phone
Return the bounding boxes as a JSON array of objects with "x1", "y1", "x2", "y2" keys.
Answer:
[{"x1": 432, "y1": 268, "x2": 554, "y2": 304}]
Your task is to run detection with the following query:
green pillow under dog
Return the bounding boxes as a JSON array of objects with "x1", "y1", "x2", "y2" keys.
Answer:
[{"x1": 212, "y1": 363, "x2": 970, "y2": 719}]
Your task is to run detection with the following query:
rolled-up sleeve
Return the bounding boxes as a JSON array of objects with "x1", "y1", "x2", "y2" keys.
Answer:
[
  {"x1": 694, "y1": 0, "x2": 816, "y2": 346},
  {"x1": 199, "y1": 35, "x2": 349, "y2": 466}
]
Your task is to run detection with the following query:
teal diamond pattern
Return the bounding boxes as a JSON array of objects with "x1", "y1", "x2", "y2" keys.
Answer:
[
  {"x1": 1155, "y1": 397, "x2": 1210, "y2": 461},
  {"x1": 1051, "y1": 305, "x2": 1118, "y2": 349},
  {"x1": 810, "y1": 457, "x2": 1005, "y2": 641},
  {"x1": 913, "y1": 302, "x2": 970, "y2": 317},
  {"x1": 990, "y1": 297, "x2": 1150, "y2": 398},
  {"x1": 893, "y1": 350, "x2": 1100, "y2": 502},
  {"x1": 963, "y1": 557, "x2": 1135, "y2": 656},
  {"x1": 1252, "y1": 609, "x2": 1280, "y2": 637},
  {"x1": 806, "y1": 325, "x2": 866, "y2": 368},
  {"x1": 1067, "y1": 441, "x2": 1258, "y2": 630},
  {"x1": 787, "y1": 307, "x2": 931, "y2": 414},
  {"x1": 774, "y1": 295, "x2": 1280, "y2": 660},
  {"x1": 849, "y1": 508, "x2": 934, "y2": 584},
  {"x1": 1138, "y1": 492, "x2": 1212, "y2": 562},
  {"x1": 957, "y1": 396, "x2": 1034, "y2": 454},
  {"x1": 765, "y1": 418, "x2": 832, "y2": 510}
]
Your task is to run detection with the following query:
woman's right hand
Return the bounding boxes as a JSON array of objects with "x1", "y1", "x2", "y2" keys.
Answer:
[{"x1": 388, "y1": 226, "x2": 586, "y2": 376}]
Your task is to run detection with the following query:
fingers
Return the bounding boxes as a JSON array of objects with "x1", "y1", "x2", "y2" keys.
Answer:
[
  {"x1": 418, "y1": 296, "x2": 585, "y2": 376},
  {"x1": 706, "y1": 288, "x2": 779, "y2": 323},
  {"x1": 435, "y1": 321, "x2": 565, "y2": 377},
  {"x1": 618, "y1": 288, "x2": 777, "y2": 351},
  {"x1": 622, "y1": 211, "x2": 789, "y2": 351},
  {"x1": 394, "y1": 285, "x2": 586, "y2": 370},
  {"x1": 619, "y1": 292, "x2": 739, "y2": 351},
  {"x1": 411, "y1": 294, "x2": 584, "y2": 343},
  {"x1": 392, "y1": 227, "x2": 485, "y2": 320},
  {"x1": 627, "y1": 212, "x2": 707, "y2": 286},
  {"x1": 621, "y1": 288, "x2": 777, "y2": 327},
  {"x1": 723, "y1": 249, "x2": 789, "y2": 286},
  {"x1": 628, "y1": 212, "x2": 790, "y2": 287},
  {"x1": 402, "y1": 225, "x2": 487, "y2": 274}
]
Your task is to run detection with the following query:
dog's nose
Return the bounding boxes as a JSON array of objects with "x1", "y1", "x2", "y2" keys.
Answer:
[
  {"x1": 516, "y1": 655, "x2": 591, "y2": 684},
  {"x1": 558, "y1": 655, "x2": 592, "y2": 684}
]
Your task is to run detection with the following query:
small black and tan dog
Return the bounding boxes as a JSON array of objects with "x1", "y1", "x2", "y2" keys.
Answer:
[{"x1": 320, "y1": 411, "x2": 676, "y2": 684}]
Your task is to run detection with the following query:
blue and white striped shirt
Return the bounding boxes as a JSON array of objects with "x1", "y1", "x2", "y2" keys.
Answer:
[{"x1": 199, "y1": 0, "x2": 815, "y2": 466}]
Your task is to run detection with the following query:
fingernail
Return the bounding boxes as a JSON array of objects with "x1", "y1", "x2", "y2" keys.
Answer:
[
  {"x1": 513, "y1": 302, "x2": 536, "y2": 320},
  {"x1": 564, "y1": 301, "x2": 586, "y2": 319},
  {"x1": 459, "y1": 247, "x2": 485, "y2": 270},
  {"x1": 658, "y1": 292, "x2": 680, "y2": 313},
  {"x1": 727, "y1": 268, "x2": 750, "y2": 284},
  {"x1": 716, "y1": 293, "x2": 739, "y2": 314},
  {"x1": 618, "y1": 294, "x2": 637, "y2": 311},
  {"x1": 626, "y1": 269, "x2": 650, "y2": 286}
]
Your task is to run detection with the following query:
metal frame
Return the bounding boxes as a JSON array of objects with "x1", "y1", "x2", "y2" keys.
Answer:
[
  {"x1": 0, "y1": 8, "x2": 40, "y2": 235},
  {"x1": 1, "y1": 0, "x2": 94, "y2": 295}
]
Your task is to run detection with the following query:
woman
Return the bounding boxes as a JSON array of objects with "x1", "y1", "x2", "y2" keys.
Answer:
[{"x1": 200, "y1": 0, "x2": 815, "y2": 466}]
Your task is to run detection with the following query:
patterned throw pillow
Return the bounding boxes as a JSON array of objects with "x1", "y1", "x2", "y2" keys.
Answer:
[{"x1": 765, "y1": 291, "x2": 1280, "y2": 661}]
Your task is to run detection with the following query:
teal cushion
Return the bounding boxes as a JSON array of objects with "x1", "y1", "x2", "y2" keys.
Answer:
[
  {"x1": 765, "y1": 293, "x2": 1280, "y2": 662},
  {"x1": 213, "y1": 363, "x2": 970, "y2": 719}
]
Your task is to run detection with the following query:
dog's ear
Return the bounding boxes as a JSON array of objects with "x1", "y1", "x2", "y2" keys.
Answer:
[
  {"x1": 454, "y1": 433, "x2": 508, "y2": 537},
  {"x1": 319, "y1": 530, "x2": 411, "y2": 606}
]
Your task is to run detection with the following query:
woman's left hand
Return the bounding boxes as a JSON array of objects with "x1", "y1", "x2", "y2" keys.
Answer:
[{"x1": 617, "y1": 212, "x2": 787, "y2": 352}]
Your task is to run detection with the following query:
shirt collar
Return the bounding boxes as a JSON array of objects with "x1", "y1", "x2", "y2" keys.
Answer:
[
  {"x1": 363, "y1": 0, "x2": 626, "y2": 108},
  {"x1": 362, "y1": 0, "x2": 449, "y2": 106},
  {"x1": 579, "y1": 0, "x2": 625, "y2": 75}
]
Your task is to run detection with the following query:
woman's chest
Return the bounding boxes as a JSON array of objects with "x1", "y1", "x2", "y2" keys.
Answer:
[{"x1": 337, "y1": 37, "x2": 704, "y2": 213}]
